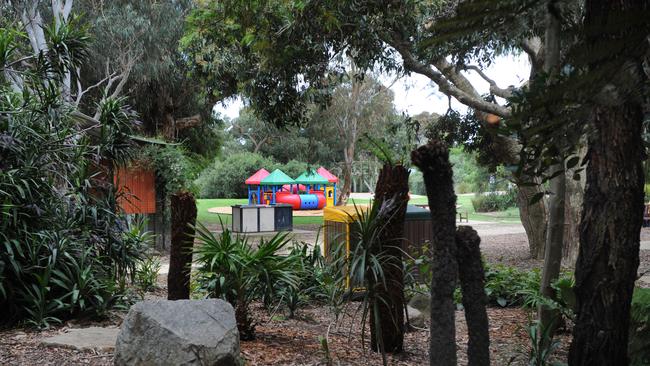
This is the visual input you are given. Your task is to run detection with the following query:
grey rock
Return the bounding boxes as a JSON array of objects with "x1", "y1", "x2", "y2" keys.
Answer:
[
  {"x1": 406, "y1": 305, "x2": 429, "y2": 328},
  {"x1": 114, "y1": 299, "x2": 240, "y2": 366},
  {"x1": 42, "y1": 327, "x2": 119, "y2": 351},
  {"x1": 408, "y1": 292, "x2": 431, "y2": 314}
]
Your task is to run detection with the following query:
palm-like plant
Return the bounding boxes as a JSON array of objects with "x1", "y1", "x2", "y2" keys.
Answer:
[
  {"x1": 330, "y1": 201, "x2": 405, "y2": 364},
  {"x1": 193, "y1": 223, "x2": 301, "y2": 340}
]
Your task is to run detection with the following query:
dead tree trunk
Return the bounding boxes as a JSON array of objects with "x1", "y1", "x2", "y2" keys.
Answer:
[
  {"x1": 168, "y1": 191, "x2": 197, "y2": 300},
  {"x1": 456, "y1": 226, "x2": 490, "y2": 366},
  {"x1": 369, "y1": 163, "x2": 410, "y2": 353},
  {"x1": 411, "y1": 140, "x2": 458, "y2": 366}
]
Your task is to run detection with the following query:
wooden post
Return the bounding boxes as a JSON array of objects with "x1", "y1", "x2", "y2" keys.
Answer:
[{"x1": 456, "y1": 226, "x2": 490, "y2": 366}]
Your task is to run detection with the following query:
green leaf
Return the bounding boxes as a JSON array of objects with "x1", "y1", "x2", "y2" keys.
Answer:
[
  {"x1": 529, "y1": 192, "x2": 545, "y2": 205},
  {"x1": 497, "y1": 297, "x2": 508, "y2": 307}
]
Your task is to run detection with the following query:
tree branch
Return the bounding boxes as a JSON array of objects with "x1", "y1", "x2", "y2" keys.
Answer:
[
  {"x1": 463, "y1": 65, "x2": 515, "y2": 99},
  {"x1": 384, "y1": 33, "x2": 511, "y2": 118}
]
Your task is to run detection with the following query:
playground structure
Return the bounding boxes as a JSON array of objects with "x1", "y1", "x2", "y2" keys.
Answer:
[{"x1": 245, "y1": 167, "x2": 339, "y2": 210}]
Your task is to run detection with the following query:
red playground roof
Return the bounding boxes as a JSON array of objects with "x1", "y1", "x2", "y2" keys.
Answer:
[
  {"x1": 317, "y1": 167, "x2": 339, "y2": 183},
  {"x1": 245, "y1": 168, "x2": 270, "y2": 185}
]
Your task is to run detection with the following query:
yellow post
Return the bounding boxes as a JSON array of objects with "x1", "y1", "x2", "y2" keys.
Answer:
[{"x1": 325, "y1": 186, "x2": 335, "y2": 207}]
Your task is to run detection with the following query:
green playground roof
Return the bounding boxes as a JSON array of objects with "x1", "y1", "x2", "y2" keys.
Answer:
[
  {"x1": 294, "y1": 170, "x2": 329, "y2": 185},
  {"x1": 261, "y1": 169, "x2": 295, "y2": 185}
]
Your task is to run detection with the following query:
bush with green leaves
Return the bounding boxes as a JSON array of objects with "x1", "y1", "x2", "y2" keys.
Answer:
[
  {"x1": 405, "y1": 256, "x2": 574, "y2": 314},
  {"x1": 135, "y1": 256, "x2": 161, "y2": 293},
  {"x1": 195, "y1": 152, "x2": 277, "y2": 198},
  {"x1": 471, "y1": 189, "x2": 518, "y2": 212},
  {"x1": 630, "y1": 287, "x2": 650, "y2": 366},
  {"x1": 0, "y1": 20, "x2": 150, "y2": 327},
  {"x1": 193, "y1": 223, "x2": 301, "y2": 339},
  {"x1": 282, "y1": 241, "x2": 325, "y2": 318}
]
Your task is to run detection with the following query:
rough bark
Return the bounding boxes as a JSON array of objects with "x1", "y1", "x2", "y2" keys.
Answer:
[
  {"x1": 568, "y1": 1, "x2": 647, "y2": 364},
  {"x1": 563, "y1": 143, "x2": 587, "y2": 264},
  {"x1": 369, "y1": 164, "x2": 410, "y2": 353},
  {"x1": 568, "y1": 102, "x2": 644, "y2": 365},
  {"x1": 563, "y1": 168, "x2": 585, "y2": 263},
  {"x1": 235, "y1": 295, "x2": 255, "y2": 341},
  {"x1": 411, "y1": 140, "x2": 458, "y2": 366},
  {"x1": 456, "y1": 226, "x2": 490, "y2": 366},
  {"x1": 168, "y1": 191, "x2": 197, "y2": 300},
  {"x1": 516, "y1": 180, "x2": 548, "y2": 259}
]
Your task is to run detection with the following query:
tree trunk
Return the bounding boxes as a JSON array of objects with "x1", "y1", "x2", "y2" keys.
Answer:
[
  {"x1": 411, "y1": 140, "x2": 458, "y2": 366},
  {"x1": 568, "y1": 1, "x2": 647, "y2": 364},
  {"x1": 456, "y1": 226, "x2": 490, "y2": 366},
  {"x1": 563, "y1": 172, "x2": 584, "y2": 264},
  {"x1": 568, "y1": 101, "x2": 644, "y2": 366},
  {"x1": 369, "y1": 164, "x2": 409, "y2": 354},
  {"x1": 539, "y1": 164, "x2": 565, "y2": 336},
  {"x1": 338, "y1": 158, "x2": 353, "y2": 205},
  {"x1": 563, "y1": 144, "x2": 587, "y2": 264},
  {"x1": 235, "y1": 295, "x2": 255, "y2": 341},
  {"x1": 516, "y1": 180, "x2": 548, "y2": 259},
  {"x1": 167, "y1": 191, "x2": 197, "y2": 300},
  {"x1": 538, "y1": 3, "x2": 565, "y2": 339}
]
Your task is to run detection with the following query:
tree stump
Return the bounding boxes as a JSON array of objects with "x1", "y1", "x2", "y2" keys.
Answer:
[
  {"x1": 370, "y1": 163, "x2": 410, "y2": 353},
  {"x1": 411, "y1": 140, "x2": 458, "y2": 366},
  {"x1": 168, "y1": 191, "x2": 197, "y2": 300},
  {"x1": 456, "y1": 226, "x2": 490, "y2": 366}
]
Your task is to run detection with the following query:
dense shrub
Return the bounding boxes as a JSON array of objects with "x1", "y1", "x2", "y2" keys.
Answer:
[
  {"x1": 630, "y1": 288, "x2": 650, "y2": 366},
  {"x1": 471, "y1": 189, "x2": 518, "y2": 212},
  {"x1": 0, "y1": 21, "x2": 152, "y2": 327},
  {"x1": 195, "y1": 152, "x2": 276, "y2": 198},
  {"x1": 0, "y1": 96, "x2": 150, "y2": 327}
]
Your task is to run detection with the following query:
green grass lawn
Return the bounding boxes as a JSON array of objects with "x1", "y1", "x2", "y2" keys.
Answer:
[{"x1": 197, "y1": 193, "x2": 520, "y2": 227}]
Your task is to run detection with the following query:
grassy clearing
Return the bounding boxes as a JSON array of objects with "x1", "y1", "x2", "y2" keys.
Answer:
[{"x1": 196, "y1": 193, "x2": 521, "y2": 227}]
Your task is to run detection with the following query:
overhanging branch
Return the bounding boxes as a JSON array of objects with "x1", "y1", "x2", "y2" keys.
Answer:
[{"x1": 383, "y1": 33, "x2": 512, "y2": 118}]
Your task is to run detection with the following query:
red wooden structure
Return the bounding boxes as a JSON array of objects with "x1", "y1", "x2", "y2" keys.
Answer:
[{"x1": 114, "y1": 166, "x2": 156, "y2": 214}]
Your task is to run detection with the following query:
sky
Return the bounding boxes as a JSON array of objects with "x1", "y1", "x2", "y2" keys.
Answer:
[{"x1": 214, "y1": 53, "x2": 531, "y2": 120}]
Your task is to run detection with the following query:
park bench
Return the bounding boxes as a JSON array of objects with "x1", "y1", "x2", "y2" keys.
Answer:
[{"x1": 414, "y1": 204, "x2": 469, "y2": 223}]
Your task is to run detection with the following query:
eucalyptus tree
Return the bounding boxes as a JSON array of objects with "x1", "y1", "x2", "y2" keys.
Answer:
[{"x1": 75, "y1": 0, "x2": 223, "y2": 158}]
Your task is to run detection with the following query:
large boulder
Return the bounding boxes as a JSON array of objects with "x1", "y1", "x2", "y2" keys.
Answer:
[
  {"x1": 407, "y1": 293, "x2": 431, "y2": 329},
  {"x1": 114, "y1": 299, "x2": 240, "y2": 366}
]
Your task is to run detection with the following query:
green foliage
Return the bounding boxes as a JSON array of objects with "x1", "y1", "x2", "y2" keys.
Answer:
[
  {"x1": 281, "y1": 241, "x2": 324, "y2": 318},
  {"x1": 329, "y1": 201, "x2": 402, "y2": 362},
  {"x1": 138, "y1": 144, "x2": 196, "y2": 195},
  {"x1": 408, "y1": 170, "x2": 426, "y2": 196},
  {"x1": 79, "y1": 0, "x2": 223, "y2": 159},
  {"x1": 195, "y1": 152, "x2": 277, "y2": 198},
  {"x1": 630, "y1": 288, "x2": 650, "y2": 366},
  {"x1": 522, "y1": 320, "x2": 564, "y2": 366},
  {"x1": 193, "y1": 223, "x2": 301, "y2": 338},
  {"x1": 135, "y1": 255, "x2": 162, "y2": 293},
  {"x1": 0, "y1": 20, "x2": 148, "y2": 327},
  {"x1": 471, "y1": 189, "x2": 518, "y2": 212}
]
